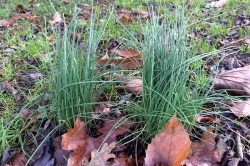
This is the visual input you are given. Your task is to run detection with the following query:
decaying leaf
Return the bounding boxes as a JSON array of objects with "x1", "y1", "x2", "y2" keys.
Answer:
[
  {"x1": 117, "y1": 14, "x2": 133, "y2": 24},
  {"x1": 212, "y1": 65, "x2": 250, "y2": 95},
  {"x1": 62, "y1": 117, "x2": 132, "y2": 165},
  {"x1": 0, "y1": 13, "x2": 33, "y2": 28},
  {"x1": 211, "y1": 0, "x2": 228, "y2": 7},
  {"x1": 229, "y1": 98, "x2": 250, "y2": 117},
  {"x1": 62, "y1": 0, "x2": 71, "y2": 4},
  {"x1": 62, "y1": 117, "x2": 95, "y2": 166},
  {"x1": 185, "y1": 126, "x2": 220, "y2": 165},
  {"x1": 196, "y1": 115, "x2": 220, "y2": 123},
  {"x1": 113, "y1": 153, "x2": 136, "y2": 166},
  {"x1": 50, "y1": 12, "x2": 63, "y2": 24},
  {"x1": 89, "y1": 142, "x2": 116, "y2": 166},
  {"x1": 145, "y1": 113, "x2": 191, "y2": 166},
  {"x1": 245, "y1": 38, "x2": 250, "y2": 45},
  {"x1": 9, "y1": 150, "x2": 28, "y2": 166},
  {"x1": 96, "y1": 50, "x2": 142, "y2": 70},
  {"x1": 0, "y1": 20, "x2": 11, "y2": 27},
  {"x1": 94, "y1": 117, "x2": 133, "y2": 146},
  {"x1": 114, "y1": 73, "x2": 142, "y2": 93}
]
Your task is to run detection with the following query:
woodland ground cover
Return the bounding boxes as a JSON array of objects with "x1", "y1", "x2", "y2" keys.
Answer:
[{"x1": 0, "y1": 0, "x2": 250, "y2": 165}]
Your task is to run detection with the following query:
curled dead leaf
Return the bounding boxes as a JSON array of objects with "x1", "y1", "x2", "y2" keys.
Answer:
[
  {"x1": 196, "y1": 115, "x2": 220, "y2": 123},
  {"x1": 145, "y1": 113, "x2": 191, "y2": 166}
]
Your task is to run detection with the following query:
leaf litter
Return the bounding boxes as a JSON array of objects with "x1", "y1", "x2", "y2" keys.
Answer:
[{"x1": 1, "y1": 0, "x2": 250, "y2": 166}]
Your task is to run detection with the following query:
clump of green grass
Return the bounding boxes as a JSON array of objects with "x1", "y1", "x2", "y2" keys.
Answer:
[
  {"x1": 122, "y1": 10, "x2": 220, "y2": 141},
  {"x1": 49, "y1": 8, "x2": 112, "y2": 129}
]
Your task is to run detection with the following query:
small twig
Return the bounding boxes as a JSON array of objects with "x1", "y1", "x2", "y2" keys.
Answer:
[
  {"x1": 238, "y1": 15, "x2": 250, "y2": 19},
  {"x1": 235, "y1": 130, "x2": 243, "y2": 160},
  {"x1": 135, "y1": 138, "x2": 138, "y2": 166},
  {"x1": 221, "y1": 37, "x2": 247, "y2": 47}
]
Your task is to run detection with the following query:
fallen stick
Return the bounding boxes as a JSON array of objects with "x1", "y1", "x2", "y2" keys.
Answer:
[{"x1": 235, "y1": 131, "x2": 243, "y2": 160}]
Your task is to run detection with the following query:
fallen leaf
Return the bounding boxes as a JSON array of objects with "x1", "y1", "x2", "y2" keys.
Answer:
[
  {"x1": 9, "y1": 150, "x2": 27, "y2": 166},
  {"x1": 50, "y1": 12, "x2": 62, "y2": 24},
  {"x1": 0, "y1": 20, "x2": 12, "y2": 27},
  {"x1": 113, "y1": 48, "x2": 140, "y2": 58},
  {"x1": 114, "y1": 73, "x2": 142, "y2": 93},
  {"x1": 62, "y1": 117, "x2": 132, "y2": 165},
  {"x1": 186, "y1": 126, "x2": 220, "y2": 165},
  {"x1": 62, "y1": 117, "x2": 94, "y2": 166},
  {"x1": 89, "y1": 142, "x2": 116, "y2": 166},
  {"x1": 94, "y1": 117, "x2": 133, "y2": 145},
  {"x1": 229, "y1": 98, "x2": 250, "y2": 117},
  {"x1": 117, "y1": 14, "x2": 133, "y2": 24},
  {"x1": 228, "y1": 158, "x2": 241, "y2": 166},
  {"x1": 144, "y1": 113, "x2": 191, "y2": 166},
  {"x1": 15, "y1": 4, "x2": 25, "y2": 13},
  {"x1": 196, "y1": 115, "x2": 220, "y2": 123},
  {"x1": 212, "y1": 65, "x2": 250, "y2": 95},
  {"x1": 211, "y1": 0, "x2": 228, "y2": 7},
  {"x1": 96, "y1": 55, "x2": 142, "y2": 69},
  {"x1": 113, "y1": 153, "x2": 136, "y2": 166},
  {"x1": 62, "y1": 0, "x2": 71, "y2": 4},
  {"x1": 245, "y1": 38, "x2": 250, "y2": 45}
]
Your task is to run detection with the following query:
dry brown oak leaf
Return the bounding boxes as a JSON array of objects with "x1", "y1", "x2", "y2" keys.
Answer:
[
  {"x1": 182, "y1": 126, "x2": 220, "y2": 166},
  {"x1": 145, "y1": 113, "x2": 191, "y2": 166},
  {"x1": 212, "y1": 65, "x2": 250, "y2": 95},
  {"x1": 89, "y1": 142, "x2": 116, "y2": 166},
  {"x1": 62, "y1": 117, "x2": 95, "y2": 166},
  {"x1": 62, "y1": 117, "x2": 132, "y2": 166}
]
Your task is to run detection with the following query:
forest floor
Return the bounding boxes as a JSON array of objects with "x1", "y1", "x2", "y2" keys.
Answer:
[{"x1": 0, "y1": 0, "x2": 250, "y2": 166}]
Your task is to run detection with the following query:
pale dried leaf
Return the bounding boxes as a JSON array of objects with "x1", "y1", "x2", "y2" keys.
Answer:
[
  {"x1": 229, "y1": 98, "x2": 250, "y2": 117},
  {"x1": 145, "y1": 113, "x2": 191, "y2": 166},
  {"x1": 89, "y1": 142, "x2": 116, "y2": 166},
  {"x1": 50, "y1": 12, "x2": 62, "y2": 24},
  {"x1": 62, "y1": 0, "x2": 71, "y2": 4},
  {"x1": 211, "y1": 0, "x2": 228, "y2": 7},
  {"x1": 114, "y1": 73, "x2": 142, "y2": 93},
  {"x1": 245, "y1": 38, "x2": 250, "y2": 45},
  {"x1": 212, "y1": 65, "x2": 250, "y2": 95},
  {"x1": 0, "y1": 20, "x2": 11, "y2": 27}
]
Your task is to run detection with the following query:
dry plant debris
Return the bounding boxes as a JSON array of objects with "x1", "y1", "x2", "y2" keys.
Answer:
[
  {"x1": 182, "y1": 126, "x2": 220, "y2": 166},
  {"x1": 145, "y1": 113, "x2": 191, "y2": 166},
  {"x1": 96, "y1": 48, "x2": 142, "y2": 69},
  {"x1": 61, "y1": 117, "x2": 132, "y2": 165},
  {"x1": 212, "y1": 65, "x2": 250, "y2": 95}
]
